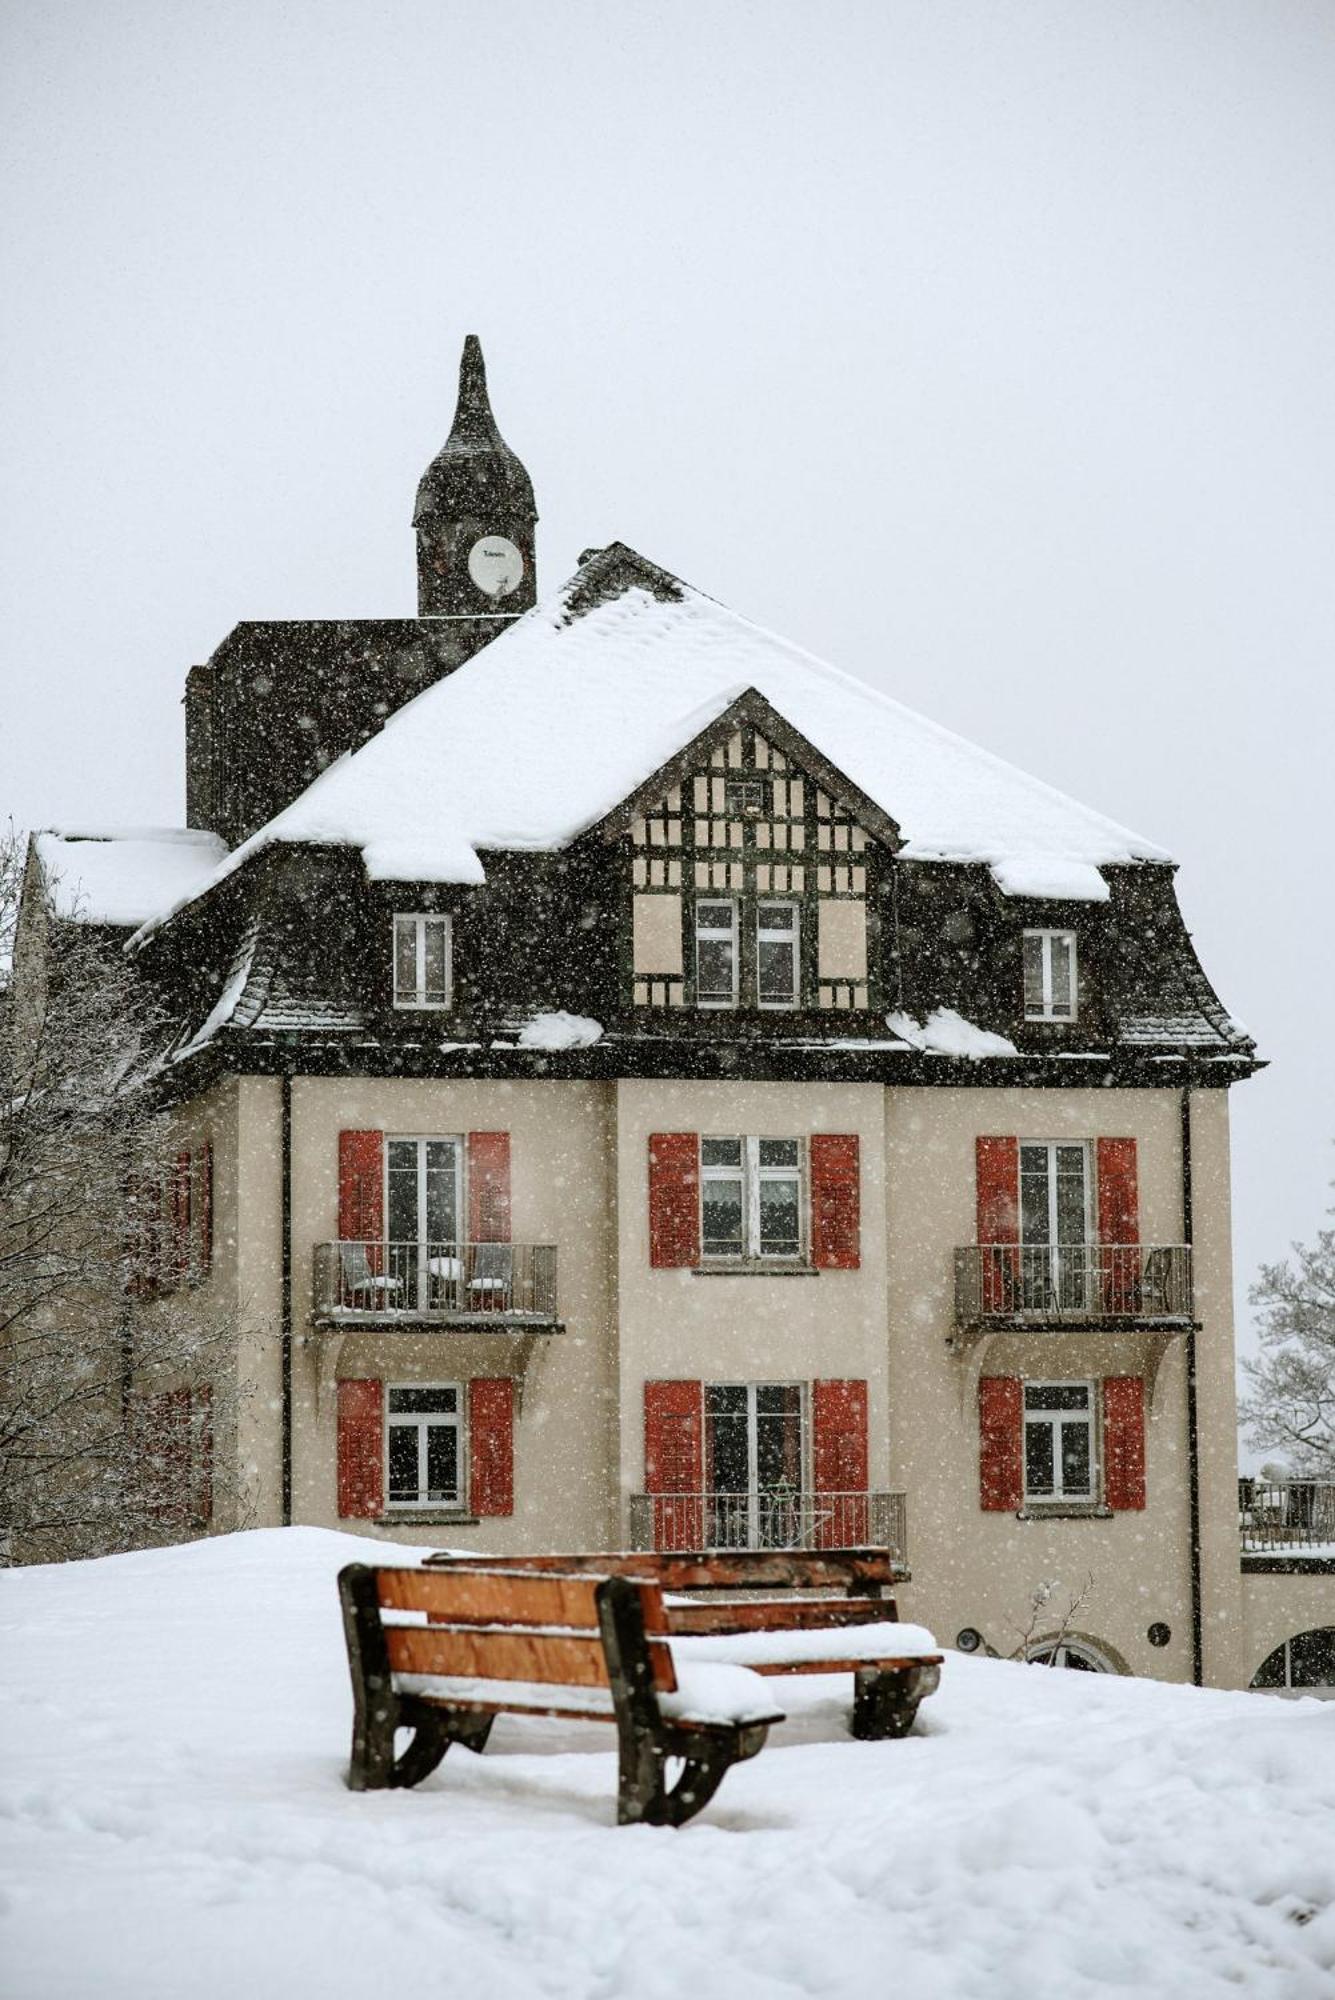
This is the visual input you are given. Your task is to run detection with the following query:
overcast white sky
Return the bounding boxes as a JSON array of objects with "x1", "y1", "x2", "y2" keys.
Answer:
[{"x1": 2, "y1": 1, "x2": 1333, "y2": 1408}]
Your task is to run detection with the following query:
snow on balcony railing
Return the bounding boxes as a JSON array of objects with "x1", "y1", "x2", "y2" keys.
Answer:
[
  {"x1": 954, "y1": 1244, "x2": 1193, "y2": 1328},
  {"x1": 628, "y1": 1489, "x2": 907, "y2": 1559},
  {"x1": 1239, "y1": 1479, "x2": 1335, "y2": 1556},
  {"x1": 313, "y1": 1240, "x2": 558, "y2": 1323}
]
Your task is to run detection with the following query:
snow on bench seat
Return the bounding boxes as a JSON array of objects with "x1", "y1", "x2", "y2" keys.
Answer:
[
  {"x1": 395, "y1": 1657, "x2": 783, "y2": 1727},
  {"x1": 671, "y1": 1621, "x2": 942, "y2": 1669}
]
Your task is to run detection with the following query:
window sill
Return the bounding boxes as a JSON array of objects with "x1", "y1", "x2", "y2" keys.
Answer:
[
  {"x1": 692, "y1": 1261, "x2": 819, "y2": 1278},
  {"x1": 377, "y1": 1512, "x2": 481, "y2": 1527},
  {"x1": 1016, "y1": 1503, "x2": 1112, "y2": 1521}
]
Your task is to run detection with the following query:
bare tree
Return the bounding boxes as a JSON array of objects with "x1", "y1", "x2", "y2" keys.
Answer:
[
  {"x1": 0, "y1": 826, "x2": 241, "y2": 1562},
  {"x1": 1009, "y1": 1572, "x2": 1097, "y2": 1664},
  {"x1": 1241, "y1": 1197, "x2": 1335, "y2": 1477}
]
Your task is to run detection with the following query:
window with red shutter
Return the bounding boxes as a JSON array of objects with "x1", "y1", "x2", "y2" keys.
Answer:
[
  {"x1": 467, "y1": 1133, "x2": 512, "y2": 1243},
  {"x1": 809, "y1": 1136, "x2": 860, "y2": 1270},
  {"x1": 1102, "y1": 1376, "x2": 1147, "y2": 1510},
  {"x1": 644, "y1": 1379, "x2": 704, "y2": 1549},
  {"x1": 337, "y1": 1378, "x2": 384, "y2": 1518},
  {"x1": 469, "y1": 1377, "x2": 514, "y2": 1516},
  {"x1": 648, "y1": 1134, "x2": 700, "y2": 1268},
  {"x1": 812, "y1": 1378, "x2": 869, "y2": 1544},
  {"x1": 979, "y1": 1376, "x2": 1024, "y2": 1511}
]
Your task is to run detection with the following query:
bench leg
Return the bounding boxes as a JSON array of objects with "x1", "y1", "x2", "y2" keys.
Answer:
[
  {"x1": 616, "y1": 1721, "x2": 768, "y2": 1827},
  {"x1": 851, "y1": 1664, "x2": 940, "y2": 1741},
  {"x1": 350, "y1": 1702, "x2": 494, "y2": 1791}
]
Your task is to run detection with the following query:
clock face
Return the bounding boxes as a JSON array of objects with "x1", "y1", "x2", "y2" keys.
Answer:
[{"x1": 468, "y1": 534, "x2": 525, "y2": 599}]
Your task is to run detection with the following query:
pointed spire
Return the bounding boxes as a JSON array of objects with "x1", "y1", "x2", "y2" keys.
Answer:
[{"x1": 413, "y1": 335, "x2": 536, "y2": 526}]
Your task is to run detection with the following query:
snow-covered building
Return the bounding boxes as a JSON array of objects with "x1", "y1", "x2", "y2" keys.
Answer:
[{"x1": 25, "y1": 338, "x2": 1332, "y2": 1689}]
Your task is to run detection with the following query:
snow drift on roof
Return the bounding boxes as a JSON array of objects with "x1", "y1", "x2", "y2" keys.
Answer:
[
  {"x1": 130, "y1": 551, "x2": 1170, "y2": 943},
  {"x1": 35, "y1": 829, "x2": 228, "y2": 927}
]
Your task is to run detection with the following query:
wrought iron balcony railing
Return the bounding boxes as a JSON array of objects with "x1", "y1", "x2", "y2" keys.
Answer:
[
  {"x1": 1239, "y1": 1478, "x2": 1335, "y2": 1555},
  {"x1": 954, "y1": 1243, "x2": 1193, "y2": 1330},
  {"x1": 313, "y1": 1239, "x2": 559, "y2": 1325},
  {"x1": 628, "y1": 1488, "x2": 907, "y2": 1561}
]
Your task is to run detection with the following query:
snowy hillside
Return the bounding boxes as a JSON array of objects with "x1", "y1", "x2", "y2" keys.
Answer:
[{"x1": 2, "y1": 1530, "x2": 1332, "y2": 1999}]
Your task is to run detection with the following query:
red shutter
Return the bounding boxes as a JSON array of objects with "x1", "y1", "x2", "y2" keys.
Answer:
[
  {"x1": 469, "y1": 1377, "x2": 515, "y2": 1516},
  {"x1": 1103, "y1": 1376, "x2": 1146, "y2": 1510},
  {"x1": 810, "y1": 1135, "x2": 861, "y2": 1270},
  {"x1": 196, "y1": 1143, "x2": 213, "y2": 1279},
  {"x1": 169, "y1": 1152, "x2": 192, "y2": 1285},
  {"x1": 337, "y1": 1378, "x2": 384, "y2": 1518},
  {"x1": 979, "y1": 1376, "x2": 1024, "y2": 1511},
  {"x1": 644, "y1": 1379, "x2": 704, "y2": 1549},
  {"x1": 193, "y1": 1383, "x2": 213, "y2": 1524},
  {"x1": 648, "y1": 1134, "x2": 700, "y2": 1268},
  {"x1": 338, "y1": 1131, "x2": 384, "y2": 1245},
  {"x1": 1097, "y1": 1138, "x2": 1140, "y2": 1313},
  {"x1": 467, "y1": 1133, "x2": 512, "y2": 1244},
  {"x1": 812, "y1": 1378, "x2": 870, "y2": 1545},
  {"x1": 976, "y1": 1137, "x2": 1020, "y2": 1311}
]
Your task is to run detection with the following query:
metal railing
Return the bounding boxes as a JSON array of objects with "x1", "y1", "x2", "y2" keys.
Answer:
[
  {"x1": 313, "y1": 1240, "x2": 558, "y2": 1322},
  {"x1": 628, "y1": 1489, "x2": 906, "y2": 1558},
  {"x1": 954, "y1": 1243, "x2": 1193, "y2": 1328},
  {"x1": 1239, "y1": 1478, "x2": 1335, "y2": 1554}
]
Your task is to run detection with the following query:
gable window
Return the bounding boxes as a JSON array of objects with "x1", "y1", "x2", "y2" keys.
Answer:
[
  {"x1": 695, "y1": 898, "x2": 738, "y2": 1007},
  {"x1": 386, "y1": 1383, "x2": 462, "y2": 1508},
  {"x1": 394, "y1": 913, "x2": 452, "y2": 1010},
  {"x1": 1023, "y1": 929, "x2": 1077, "y2": 1022},
  {"x1": 724, "y1": 777, "x2": 765, "y2": 816},
  {"x1": 701, "y1": 1137, "x2": 804, "y2": 1261},
  {"x1": 1024, "y1": 1382, "x2": 1095, "y2": 1504},
  {"x1": 756, "y1": 902, "x2": 800, "y2": 1008}
]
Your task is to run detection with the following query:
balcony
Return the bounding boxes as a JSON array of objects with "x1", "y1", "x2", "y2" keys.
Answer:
[
  {"x1": 628, "y1": 1489, "x2": 907, "y2": 1564},
  {"x1": 953, "y1": 1243, "x2": 1193, "y2": 1333},
  {"x1": 1240, "y1": 1479, "x2": 1335, "y2": 1562},
  {"x1": 313, "y1": 1240, "x2": 560, "y2": 1328}
]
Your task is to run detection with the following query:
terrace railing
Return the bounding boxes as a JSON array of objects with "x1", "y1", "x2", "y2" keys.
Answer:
[
  {"x1": 1239, "y1": 1478, "x2": 1335, "y2": 1555},
  {"x1": 313, "y1": 1240, "x2": 558, "y2": 1325},
  {"x1": 628, "y1": 1489, "x2": 907, "y2": 1560},
  {"x1": 954, "y1": 1243, "x2": 1193, "y2": 1330}
]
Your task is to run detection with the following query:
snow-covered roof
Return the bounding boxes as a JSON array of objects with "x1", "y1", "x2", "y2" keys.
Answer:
[
  {"x1": 131, "y1": 548, "x2": 1170, "y2": 944},
  {"x1": 34, "y1": 828, "x2": 227, "y2": 928}
]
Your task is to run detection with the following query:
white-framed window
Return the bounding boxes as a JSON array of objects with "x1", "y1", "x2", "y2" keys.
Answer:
[
  {"x1": 701, "y1": 1137, "x2": 804, "y2": 1261},
  {"x1": 1023, "y1": 1381, "x2": 1096, "y2": 1504},
  {"x1": 386, "y1": 1382, "x2": 463, "y2": 1508},
  {"x1": 756, "y1": 901, "x2": 800, "y2": 1009},
  {"x1": 1019, "y1": 1140, "x2": 1091, "y2": 1310},
  {"x1": 695, "y1": 897, "x2": 739, "y2": 1007},
  {"x1": 1023, "y1": 929, "x2": 1077, "y2": 1022},
  {"x1": 393, "y1": 912, "x2": 452, "y2": 1010}
]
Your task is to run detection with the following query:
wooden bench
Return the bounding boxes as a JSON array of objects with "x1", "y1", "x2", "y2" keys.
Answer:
[
  {"x1": 423, "y1": 1548, "x2": 943, "y2": 1741},
  {"x1": 338, "y1": 1562, "x2": 785, "y2": 1826}
]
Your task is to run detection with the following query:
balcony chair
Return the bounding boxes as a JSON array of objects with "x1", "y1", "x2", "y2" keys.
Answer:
[{"x1": 339, "y1": 1242, "x2": 403, "y2": 1311}]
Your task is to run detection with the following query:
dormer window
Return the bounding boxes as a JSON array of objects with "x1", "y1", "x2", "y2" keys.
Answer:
[
  {"x1": 394, "y1": 913, "x2": 452, "y2": 1010},
  {"x1": 1023, "y1": 929, "x2": 1077, "y2": 1022},
  {"x1": 695, "y1": 899, "x2": 739, "y2": 1007}
]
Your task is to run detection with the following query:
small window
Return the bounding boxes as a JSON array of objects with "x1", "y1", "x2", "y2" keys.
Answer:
[
  {"x1": 724, "y1": 778, "x2": 765, "y2": 816},
  {"x1": 701, "y1": 1136, "x2": 804, "y2": 1261},
  {"x1": 1023, "y1": 1382, "x2": 1095, "y2": 1503},
  {"x1": 1023, "y1": 930, "x2": 1077, "y2": 1022},
  {"x1": 695, "y1": 898, "x2": 738, "y2": 1007},
  {"x1": 386, "y1": 1383, "x2": 461, "y2": 1508},
  {"x1": 394, "y1": 913, "x2": 452, "y2": 1010},
  {"x1": 756, "y1": 902, "x2": 800, "y2": 1009}
]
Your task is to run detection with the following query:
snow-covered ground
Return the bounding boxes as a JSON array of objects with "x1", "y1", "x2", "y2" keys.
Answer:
[{"x1": 2, "y1": 1529, "x2": 1333, "y2": 1999}]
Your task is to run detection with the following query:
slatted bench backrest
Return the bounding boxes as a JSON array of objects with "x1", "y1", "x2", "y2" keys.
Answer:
[
  {"x1": 421, "y1": 1549, "x2": 898, "y2": 1594},
  {"x1": 375, "y1": 1565, "x2": 677, "y2": 1695}
]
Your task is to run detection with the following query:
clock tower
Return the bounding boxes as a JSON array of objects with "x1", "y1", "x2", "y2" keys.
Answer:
[{"x1": 414, "y1": 335, "x2": 538, "y2": 621}]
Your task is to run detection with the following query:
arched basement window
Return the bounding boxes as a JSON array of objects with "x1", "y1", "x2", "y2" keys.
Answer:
[{"x1": 1251, "y1": 1628, "x2": 1335, "y2": 1694}]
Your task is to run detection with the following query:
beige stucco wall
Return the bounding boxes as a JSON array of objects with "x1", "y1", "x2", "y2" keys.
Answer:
[
  {"x1": 284, "y1": 1077, "x2": 618, "y2": 1553},
  {"x1": 1239, "y1": 1572, "x2": 1335, "y2": 1685},
  {"x1": 885, "y1": 1085, "x2": 1247, "y2": 1687},
  {"x1": 211, "y1": 1063, "x2": 1259, "y2": 1689},
  {"x1": 614, "y1": 1079, "x2": 891, "y2": 1513}
]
